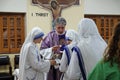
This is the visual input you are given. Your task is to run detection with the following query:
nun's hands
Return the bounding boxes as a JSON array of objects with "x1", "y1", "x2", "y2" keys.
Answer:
[
  {"x1": 50, "y1": 60, "x2": 56, "y2": 65},
  {"x1": 52, "y1": 45, "x2": 61, "y2": 52}
]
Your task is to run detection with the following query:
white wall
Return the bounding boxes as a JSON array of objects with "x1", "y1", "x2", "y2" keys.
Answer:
[
  {"x1": 85, "y1": 0, "x2": 120, "y2": 15},
  {"x1": 0, "y1": 0, "x2": 27, "y2": 12},
  {"x1": 27, "y1": 0, "x2": 84, "y2": 34}
]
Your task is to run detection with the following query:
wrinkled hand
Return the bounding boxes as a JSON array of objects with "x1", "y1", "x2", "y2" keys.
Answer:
[
  {"x1": 52, "y1": 45, "x2": 61, "y2": 52},
  {"x1": 50, "y1": 60, "x2": 56, "y2": 65}
]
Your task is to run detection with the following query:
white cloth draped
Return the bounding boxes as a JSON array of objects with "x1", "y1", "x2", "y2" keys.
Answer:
[
  {"x1": 66, "y1": 18, "x2": 107, "y2": 80},
  {"x1": 40, "y1": 48, "x2": 53, "y2": 59},
  {"x1": 13, "y1": 69, "x2": 19, "y2": 80}
]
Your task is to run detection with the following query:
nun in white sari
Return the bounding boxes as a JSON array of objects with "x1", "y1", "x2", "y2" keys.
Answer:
[
  {"x1": 19, "y1": 27, "x2": 56, "y2": 80},
  {"x1": 66, "y1": 18, "x2": 107, "y2": 80},
  {"x1": 59, "y1": 29, "x2": 79, "y2": 80}
]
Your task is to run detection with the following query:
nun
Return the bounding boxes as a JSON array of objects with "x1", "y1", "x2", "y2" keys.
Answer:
[
  {"x1": 66, "y1": 18, "x2": 107, "y2": 80},
  {"x1": 19, "y1": 27, "x2": 56, "y2": 80},
  {"x1": 59, "y1": 29, "x2": 79, "y2": 80}
]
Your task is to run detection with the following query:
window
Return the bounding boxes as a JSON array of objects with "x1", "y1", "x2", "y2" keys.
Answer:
[
  {"x1": 0, "y1": 13, "x2": 25, "y2": 53},
  {"x1": 85, "y1": 15, "x2": 120, "y2": 43}
]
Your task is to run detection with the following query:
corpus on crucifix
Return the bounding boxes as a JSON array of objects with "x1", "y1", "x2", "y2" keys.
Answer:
[{"x1": 36, "y1": 0, "x2": 77, "y2": 29}]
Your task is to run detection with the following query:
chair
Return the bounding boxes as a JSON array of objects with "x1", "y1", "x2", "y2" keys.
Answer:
[
  {"x1": 0, "y1": 55, "x2": 12, "y2": 80},
  {"x1": 14, "y1": 55, "x2": 19, "y2": 69}
]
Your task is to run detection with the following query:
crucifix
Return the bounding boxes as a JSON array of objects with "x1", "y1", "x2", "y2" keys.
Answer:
[{"x1": 33, "y1": 0, "x2": 78, "y2": 29}]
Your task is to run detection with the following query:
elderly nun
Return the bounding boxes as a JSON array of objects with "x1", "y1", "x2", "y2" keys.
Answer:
[
  {"x1": 66, "y1": 18, "x2": 107, "y2": 80},
  {"x1": 19, "y1": 27, "x2": 56, "y2": 80},
  {"x1": 59, "y1": 29, "x2": 79, "y2": 80}
]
